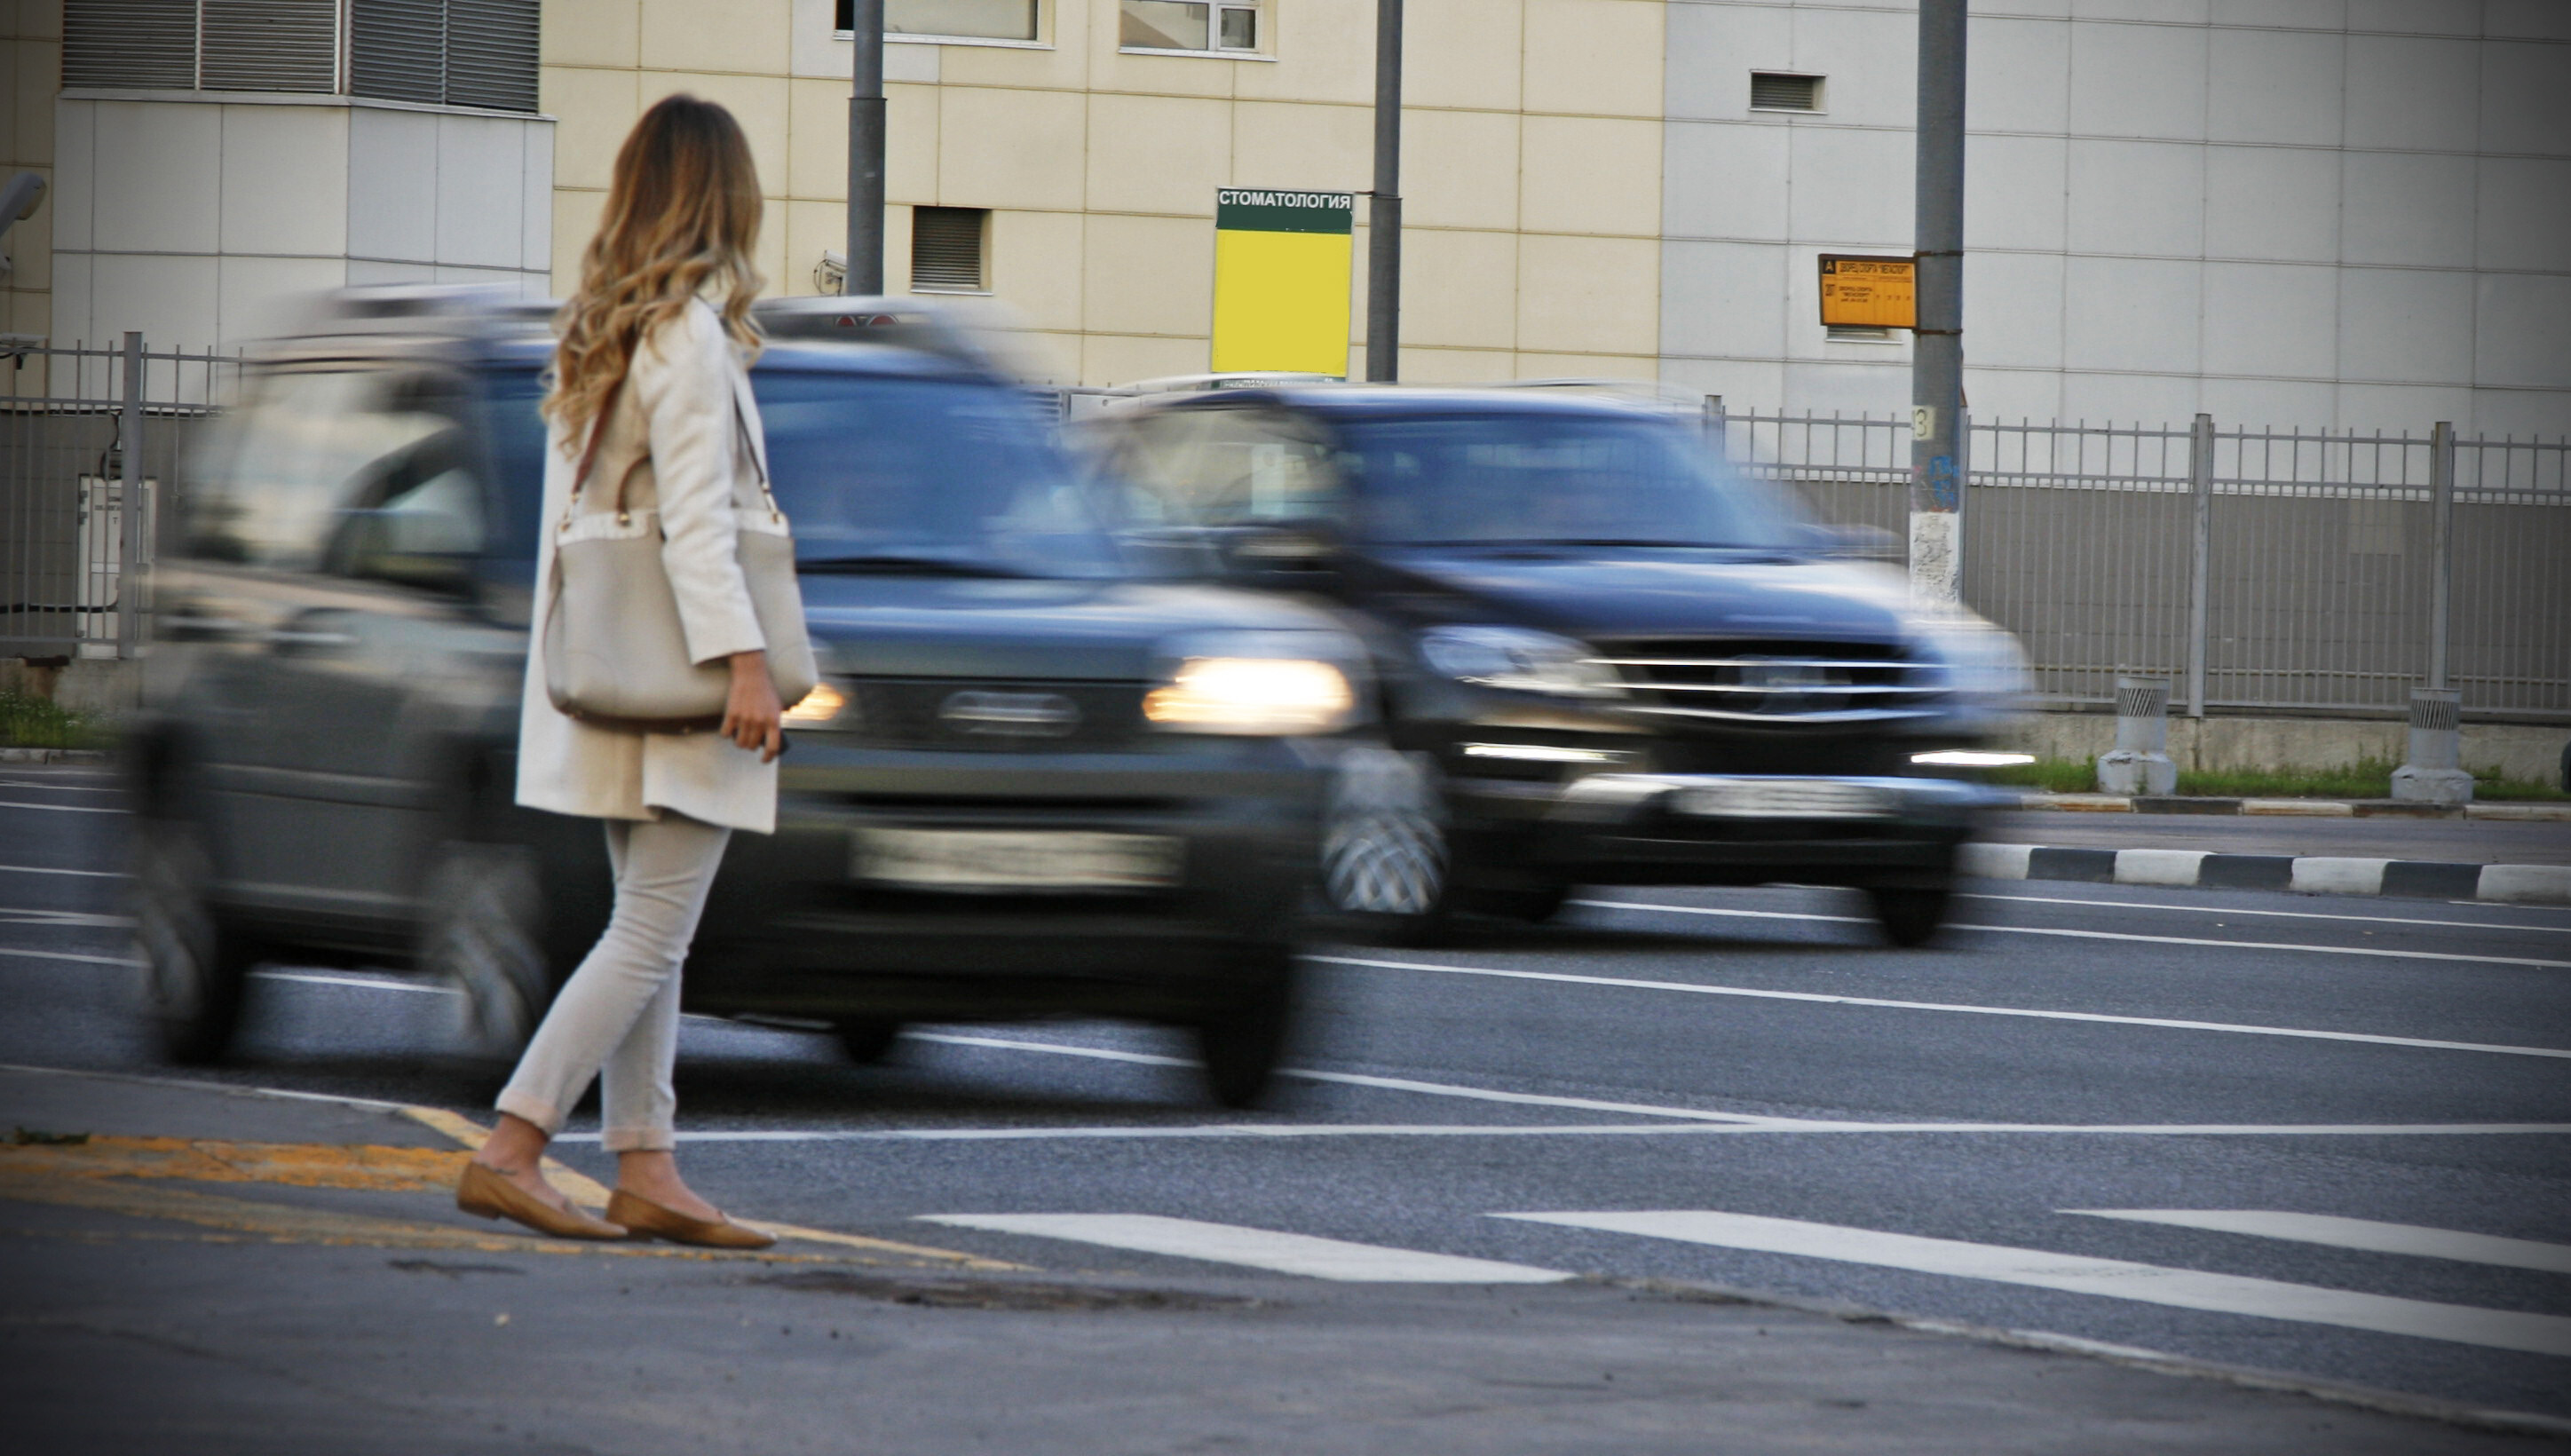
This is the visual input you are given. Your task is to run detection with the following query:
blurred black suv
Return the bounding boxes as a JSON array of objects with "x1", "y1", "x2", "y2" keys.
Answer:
[
  {"x1": 1088, "y1": 384, "x2": 2028, "y2": 946},
  {"x1": 129, "y1": 291, "x2": 1365, "y2": 1104}
]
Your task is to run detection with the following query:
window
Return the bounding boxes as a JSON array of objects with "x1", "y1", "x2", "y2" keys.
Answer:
[
  {"x1": 1118, "y1": 408, "x2": 1342, "y2": 528},
  {"x1": 1824, "y1": 325, "x2": 1895, "y2": 343},
  {"x1": 910, "y1": 207, "x2": 989, "y2": 293},
  {"x1": 1122, "y1": 1, "x2": 1262, "y2": 54},
  {"x1": 1749, "y1": 72, "x2": 1823, "y2": 113},
  {"x1": 838, "y1": 0, "x2": 1040, "y2": 42},
  {"x1": 188, "y1": 369, "x2": 463, "y2": 572}
]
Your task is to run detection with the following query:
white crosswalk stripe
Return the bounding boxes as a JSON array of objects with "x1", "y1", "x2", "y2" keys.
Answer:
[
  {"x1": 917, "y1": 1214, "x2": 1570, "y2": 1284},
  {"x1": 2067, "y1": 1210, "x2": 2571, "y2": 1275},
  {"x1": 1493, "y1": 1209, "x2": 2571, "y2": 1357}
]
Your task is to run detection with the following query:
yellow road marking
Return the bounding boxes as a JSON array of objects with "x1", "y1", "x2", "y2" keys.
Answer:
[{"x1": 0, "y1": 1135, "x2": 466, "y2": 1191}]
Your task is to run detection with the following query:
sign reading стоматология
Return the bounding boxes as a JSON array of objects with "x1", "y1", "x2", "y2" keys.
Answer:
[
  {"x1": 1212, "y1": 189, "x2": 1354, "y2": 377},
  {"x1": 1818, "y1": 254, "x2": 1918, "y2": 329}
]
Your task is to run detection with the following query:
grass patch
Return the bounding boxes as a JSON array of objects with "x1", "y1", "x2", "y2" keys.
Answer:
[
  {"x1": 0, "y1": 690, "x2": 107, "y2": 750},
  {"x1": 1982, "y1": 755, "x2": 2568, "y2": 801}
]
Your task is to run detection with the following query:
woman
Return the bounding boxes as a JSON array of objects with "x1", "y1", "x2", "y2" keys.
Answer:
[{"x1": 454, "y1": 95, "x2": 783, "y2": 1247}]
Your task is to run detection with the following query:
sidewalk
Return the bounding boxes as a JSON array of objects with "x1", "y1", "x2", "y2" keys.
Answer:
[
  {"x1": 1972, "y1": 810, "x2": 2571, "y2": 906},
  {"x1": 1, "y1": 1064, "x2": 2559, "y2": 1454}
]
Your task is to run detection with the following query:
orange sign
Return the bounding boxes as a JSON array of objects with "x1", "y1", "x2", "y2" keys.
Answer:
[{"x1": 1819, "y1": 254, "x2": 1917, "y2": 329}]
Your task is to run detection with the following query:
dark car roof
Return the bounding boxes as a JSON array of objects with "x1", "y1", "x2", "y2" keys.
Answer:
[{"x1": 1141, "y1": 384, "x2": 1688, "y2": 424}]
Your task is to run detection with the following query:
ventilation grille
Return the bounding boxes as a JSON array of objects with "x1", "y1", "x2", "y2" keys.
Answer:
[
  {"x1": 911, "y1": 207, "x2": 989, "y2": 292},
  {"x1": 65, "y1": 0, "x2": 198, "y2": 90},
  {"x1": 1750, "y1": 72, "x2": 1823, "y2": 112},
  {"x1": 1589, "y1": 639, "x2": 1939, "y2": 724},
  {"x1": 352, "y1": 0, "x2": 447, "y2": 105},
  {"x1": 446, "y1": 0, "x2": 540, "y2": 111},
  {"x1": 1825, "y1": 325, "x2": 1893, "y2": 343},
  {"x1": 202, "y1": 0, "x2": 340, "y2": 92}
]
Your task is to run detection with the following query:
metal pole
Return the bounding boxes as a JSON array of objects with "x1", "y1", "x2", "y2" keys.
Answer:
[
  {"x1": 2185, "y1": 412, "x2": 2212, "y2": 716},
  {"x1": 117, "y1": 331, "x2": 144, "y2": 660},
  {"x1": 844, "y1": 0, "x2": 886, "y2": 296},
  {"x1": 1701, "y1": 393, "x2": 1726, "y2": 455},
  {"x1": 2427, "y1": 419, "x2": 2454, "y2": 692},
  {"x1": 1907, "y1": 0, "x2": 1966, "y2": 602},
  {"x1": 1365, "y1": 0, "x2": 1403, "y2": 383}
]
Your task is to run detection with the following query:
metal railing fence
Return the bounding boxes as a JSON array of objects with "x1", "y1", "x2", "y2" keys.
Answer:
[
  {"x1": 1708, "y1": 402, "x2": 2571, "y2": 721},
  {"x1": 1, "y1": 335, "x2": 240, "y2": 660}
]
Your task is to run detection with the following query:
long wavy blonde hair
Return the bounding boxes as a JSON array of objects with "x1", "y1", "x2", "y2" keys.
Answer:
[{"x1": 545, "y1": 95, "x2": 765, "y2": 449}]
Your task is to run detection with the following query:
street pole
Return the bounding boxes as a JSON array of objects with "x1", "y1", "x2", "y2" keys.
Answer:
[
  {"x1": 1908, "y1": 0, "x2": 1966, "y2": 603},
  {"x1": 844, "y1": 0, "x2": 885, "y2": 296},
  {"x1": 1365, "y1": 0, "x2": 1403, "y2": 382}
]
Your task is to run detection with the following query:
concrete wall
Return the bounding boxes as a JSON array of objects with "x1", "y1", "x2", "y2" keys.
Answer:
[
  {"x1": 1658, "y1": 0, "x2": 2571, "y2": 439},
  {"x1": 50, "y1": 93, "x2": 553, "y2": 356},
  {"x1": 1, "y1": 0, "x2": 59, "y2": 345},
  {"x1": 2000, "y1": 710, "x2": 2570, "y2": 787},
  {"x1": 542, "y1": 0, "x2": 1670, "y2": 386}
]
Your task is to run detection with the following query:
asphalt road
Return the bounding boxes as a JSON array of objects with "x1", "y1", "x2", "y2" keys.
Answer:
[{"x1": 4, "y1": 761, "x2": 2568, "y2": 1436}]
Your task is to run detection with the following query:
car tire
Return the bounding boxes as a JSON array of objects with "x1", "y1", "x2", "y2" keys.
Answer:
[
  {"x1": 835, "y1": 1017, "x2": 905, "y2": 1064},
  {"x1": 1193, "y1": 946, "x2": 1299, "y2": 1110},
  {"x1": 131, "y1": 815, "x2": 252, "y2": 1065},
  {"x1": 1868, "y1": 883, "x2": 1953, "y2": 948},
  {"x1": 420, "y1": 842, "x2": 555, "y2": 1063},
  {"x1": 1321, "y1": 745, "x2": 1459, "y2": 945}
]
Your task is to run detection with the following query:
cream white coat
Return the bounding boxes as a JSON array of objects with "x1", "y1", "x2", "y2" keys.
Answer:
[{"x1": 515, "y1": 301, "x2": 783, "y2": 835}]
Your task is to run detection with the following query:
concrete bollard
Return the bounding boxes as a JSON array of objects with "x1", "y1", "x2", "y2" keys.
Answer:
[
  {"x1": 2096, "y1": 677, "x2": 2177, "y2": 795},
  {"x1": 2391, "y1": 688, "x2": 2473, "y2": 804}
]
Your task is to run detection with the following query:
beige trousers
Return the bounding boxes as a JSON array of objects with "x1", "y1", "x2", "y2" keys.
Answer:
[{"x1": 495, "y1": 812, "x2": 731, "y2": 1151}]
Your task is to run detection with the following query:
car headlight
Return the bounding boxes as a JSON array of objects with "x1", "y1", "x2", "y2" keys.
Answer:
[
  {"x1": 1144, "y1": 630, "x2": 1364, "y2": 735},
  {"x1": 1910, "y1": 613, "x2": 2035, "y2": 706},
  {"x1": 780, "y1": 679, "x2": 852, "y2": 728},
  {"x1": 1417, "y1": 625, "x2": 1624, "y2": 699}
]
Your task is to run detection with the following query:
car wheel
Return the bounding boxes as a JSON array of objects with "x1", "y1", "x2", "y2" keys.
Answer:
[
  {"x1": 1193, "y1": 946, "x2": 1299, "y2": 1110},
  {"x1": 420, "y1": 842, "x2": 555, "y2": 1062},
  {"x1": 131, "y1": 816, "x2": 251, "y2": 1065},
  {"x1": 1321, "y1": 746, "x2": 1456, "y2": 943},
  {"x1": 836, "y1": 1017, "x2": 905, "y2": 1064},
  {"x1": 1868, "y1": 883, "x2": 1952, "y2": 948}
]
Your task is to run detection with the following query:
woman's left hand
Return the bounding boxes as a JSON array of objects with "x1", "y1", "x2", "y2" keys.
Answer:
[{"x1": 722, "y1": 650, "x2": 784, "y2": 762}]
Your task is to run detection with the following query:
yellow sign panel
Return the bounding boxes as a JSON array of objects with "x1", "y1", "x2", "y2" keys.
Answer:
[
  {"x1": 1211, "y1": 189, "x2": 1354, "y2": 377},
  {"x1": 1818, "y1": 253, "x2": 1917, "y2": 329}
]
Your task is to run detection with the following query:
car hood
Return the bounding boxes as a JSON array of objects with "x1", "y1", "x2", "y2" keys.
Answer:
[
  {"x1": 1366, "y1": 547, "x2": 1918, "y2": 644},
  {"x1": 795, "y1": 573, "x2": 1348, "y2": 679}
]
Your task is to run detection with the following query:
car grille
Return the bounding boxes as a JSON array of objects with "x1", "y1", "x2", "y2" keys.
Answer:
[
  {"x1": 1587, "y1": 638, "x2": 1942, "y2": 724},
  {"x1": 842, "y1": 678, "x2": 1149, "y2": 752}
]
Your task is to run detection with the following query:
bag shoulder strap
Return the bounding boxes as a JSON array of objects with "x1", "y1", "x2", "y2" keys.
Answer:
[{"x1": 566, "y1": 372, "x2": 637, "y2": 525}]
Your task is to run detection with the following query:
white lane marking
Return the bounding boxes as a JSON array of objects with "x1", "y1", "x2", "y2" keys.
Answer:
[
  {"x1": 0, "y1": 799, "x2": 128, "y2": 815},
  {"x1": 917, "y1": 1213, "x2": 1570, "y2": 1283},
  {"x1": 1315, "y1": 954, "x2": 2571, "y2": 1060},
  {"x1": 2066, "y1": 1210, "x2": 2571, "y2": 1275},
  {"x1": 251, "y1": 969, "x2": 455, "y2": 996},
  {"x1": 0, "y1": 863, "x2": 128, "y2": 879},
  {"x1": 0, "y1": 779, "x2": 121, "y2": 793},
  {"x1": 539, "y1": 1120, "x2": 2571, "y2": 1144},
  {"x1": 1578, "y1": 899, "x2": 2571, "y2": 971},
  {"x1": 1957, "y1": 891, "x2": 2571, "y2": 935},
  {"x1": 0, "y1": 946, "x2": 142, "y2": 967},
  {"x1": 1494, "y1": 1210, "x2": 2571, "y2": 1357},
  {"x1": 905, "y1": 1031, "x2": 1776, "y2": 1124}
]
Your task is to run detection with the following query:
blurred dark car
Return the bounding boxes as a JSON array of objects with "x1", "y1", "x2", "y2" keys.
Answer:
[
  {"x1": 128, "y1": 290, "x2": 1366, "y2": 1104},
  {"x1": 1085, "y1": 384, "x2": 2029, "y2": 946}
]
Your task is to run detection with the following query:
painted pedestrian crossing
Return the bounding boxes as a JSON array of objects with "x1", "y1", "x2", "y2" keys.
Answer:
[{"x1": 924, "y1": 1208, "x2": 2571, "y2": 1357}]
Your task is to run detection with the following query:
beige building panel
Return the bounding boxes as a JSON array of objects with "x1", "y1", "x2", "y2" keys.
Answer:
[
  {"x1": 1083, "y1": 330, "x2": 1209, "y2": 387},
  {"x1": 16, "y1": 36, "x2": 59, "y2": 159},
  {"x1": 1016, "y1": 330, "x2": 1081, "y2": 384},
  {"x1": 1400, "y1": 346, "x2": 1520, "y2": 383},
  {"x1": 785, "y1": 78, "x2": 845, "y2": 201},
  {"x1": 1402, "y1": 228, "x2": 1518, "y2": 352},
  {"x1": 1521, "y1": 0, "x2": 1664, "y2": 119},
  {"x1": 1226, "y1": 100, "x2": 1372, "y2": 197},
  {"x1": 934, "y1": 0, "x2": 1093, "y2": 91},
  {"x1": 1519, "y1": 115, "x2": 1659, "y2": 237},
  {"x1": 1082, "y1": 212, "x2": 1212, "y2": 339},
  {"x1": 637, "y1": 0, "x2": 789, "y2": 77},
  {"x1": 1085, "y1": 92, "x2": 1232, "y2": 217},
  {"x1": 884, "y1": 83, "x2": 941, "y2": 204},
  {"x1": 10, "y1": 288, "x2": 49, "y2": 342},
  {"x1": 542, "y1": 65, "x2": 643, "y2": 193},
  {"x1": 551, "y1": 188, "x2": 606, "y2": 293},
  {"x1": 1405, "y1": 0, "x2": 1524, "y2": 112},
  {"x1": 1235, "y1": 0, "x2": 1375, "y2": 107},
  {"x1": 640, "y1": 71, "x2": 791, "y2": 202},
  {"x1": 779, "y1": 197, "x2": 843, "y2": 296},
  {"x1": 542, "y1": 0, "x2": 640, "y2": 69},
  {"x1": 1514, "y1": 350, "x2": 1656, "y2": 380},
  {"x1": 1516, "y1": 232, "x2": 1657, "y2": 357},
  {"x1": 1404, "y1": 108, "x2": 1519, "y2": 230},
  {"x1": 882, "y1": 200, "x2": 914, "y2": 291},
  {"x1": 939, "y1": 86, "x2": 1088, "y2": 211},
  {"x1": 989, "y1": 207, "x2": 1086, "y2": 334},
  {"x1": 1088, "y1": 38, "x2": 1238, "y2": 101}
]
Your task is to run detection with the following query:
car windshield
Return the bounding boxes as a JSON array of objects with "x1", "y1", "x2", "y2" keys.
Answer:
[
  {"x1": 755, "y1": 373, "x2": 1125, "y2": 578},
  {"x1": 1336, "y1": 412, "x2": 1806, "y2": 550}
]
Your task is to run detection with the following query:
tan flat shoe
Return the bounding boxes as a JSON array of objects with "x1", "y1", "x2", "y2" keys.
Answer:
[
  {"x1": 606, "y1": 1189, "x2": 779, "y2": 1250},
  {"x1": 455, "y1": 1160, "x2": 629, "y2": 1241}
]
